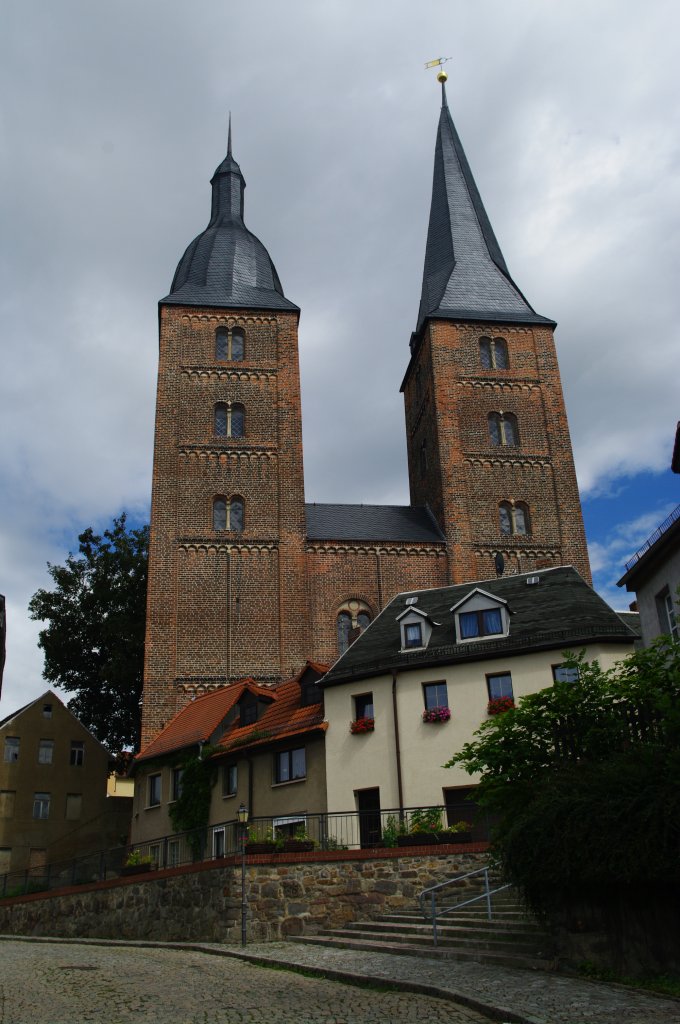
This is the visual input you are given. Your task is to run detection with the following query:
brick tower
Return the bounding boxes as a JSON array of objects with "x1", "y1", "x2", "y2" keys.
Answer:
[
  {"x1": 142, "y1": 125, "x2": 310, "y2": 744},
  {"x1": 402, "y1": 81, "x2": 591, "y2": 585}
]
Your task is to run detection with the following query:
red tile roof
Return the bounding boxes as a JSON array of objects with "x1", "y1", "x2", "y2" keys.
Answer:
[{"x1": 135, "y1": 678, "x2": 275, "y2": 763}]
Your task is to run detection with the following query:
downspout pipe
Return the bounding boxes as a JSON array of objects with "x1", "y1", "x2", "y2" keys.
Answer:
[{"x1": 391, "y1": 671, "x2": 404, "y2": 820}]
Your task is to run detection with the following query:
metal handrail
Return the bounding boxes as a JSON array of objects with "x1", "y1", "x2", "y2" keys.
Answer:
[
  {"x1": 624, "y1": 502, "x2": 680, "y2": 571},
  {"x1": 419, "y1": 866, "x2": 511, "y2": 946}
]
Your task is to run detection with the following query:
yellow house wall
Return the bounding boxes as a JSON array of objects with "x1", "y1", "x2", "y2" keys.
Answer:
[{"x1": 323, "y1": 642, "x2": 634, "y2": 814}]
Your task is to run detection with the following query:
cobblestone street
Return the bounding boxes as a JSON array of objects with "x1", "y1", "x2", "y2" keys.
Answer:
[{"x1": 0, "y1": 940, "x2": 487, "y2": 1024}]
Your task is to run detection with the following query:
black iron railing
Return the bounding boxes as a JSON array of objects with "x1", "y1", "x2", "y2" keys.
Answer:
[{"x1": 624, "y1": 503, "x2": 680, "y2": 572}]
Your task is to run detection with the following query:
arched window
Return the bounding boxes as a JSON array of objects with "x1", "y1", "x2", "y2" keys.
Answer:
[
  {"x1": 213, "y1": 495, "x2": 245, "y2": 532},
  {"x1": 336, "y1": 601, "x2": 373, "y2": 655},
  {"x1": 213, "y1": 496, "x2": 227, "y2": 531},
  {"x1": 215, "y1": 327, "x2": 245, "y2": 362},
  {"x1": 213, "y1": 402, "x2": 245, "y2": 438},
  {"x1": 488, "y1": 412, "x2": 519, "y2": 446},
  {"x1": 479, "y1": 336, "x2": 508, "y2": 370},
  {"x1": 499, "y1": 501, "x2": 531, "y2": 536}
]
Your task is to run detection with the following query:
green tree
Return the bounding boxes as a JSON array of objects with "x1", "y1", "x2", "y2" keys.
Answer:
[
  {"x1": 28, "y1": 514, "x2": 149, "y2": 752},
  {"x1": 447, "y1": 638, "x2": 680, "y2": 912}
]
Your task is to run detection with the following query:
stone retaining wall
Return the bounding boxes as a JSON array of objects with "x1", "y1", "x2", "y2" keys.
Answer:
[{"x1": 0, "y1": 847, "x2": 488, "y2": 944}]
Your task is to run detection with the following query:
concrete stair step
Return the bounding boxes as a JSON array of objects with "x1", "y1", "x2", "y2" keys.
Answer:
[
  {"x1": 335, "y1": 919, "x2": 549, "y2": 944},
  {"x1": 314, "y1": 925, "x2": 550, "y2": 957},
  {"x1": 292, "y1": 934, "x2": 556, "y2": 971}
]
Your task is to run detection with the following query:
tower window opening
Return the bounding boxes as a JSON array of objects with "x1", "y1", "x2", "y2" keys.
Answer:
[
  {"x1": 215, "y1": 326, "x2": 245, "y2": 362},
  {"x1": 213, "y1": 495, "x2": 245, "y2": 533},
  {"x1": 499, "y1": 501, "x2": 531, "y2": 536},
  {"x1": 479, "y1": 336, "x2": 508, "y2": 370},
  {"x1": 488, "y1": 412, "x2": 519, "y2": 447},
  {"x1": 337, "y1": 601, "x2": 372, "y2": 655},
  {"x1": 214, "y1": 402, "x2": 245, "y2": 439}
]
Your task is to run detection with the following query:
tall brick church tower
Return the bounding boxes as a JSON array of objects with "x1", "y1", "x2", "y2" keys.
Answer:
[
  {"x1": 142, "y1": 125, "x2": 311, "y2": 743},
  {"x1": 141, "y1": 93, "x2": 590, "y2": 746},
  {"x1": 401, "y1": 81, "x2": 590, "y2": 585}
]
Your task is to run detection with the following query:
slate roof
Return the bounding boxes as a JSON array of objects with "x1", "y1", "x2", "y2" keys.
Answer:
[
  {"x1": 416, "y1": 83, "x2": 554, "y2": 332},
  {"x1": 305, "y1": 504, "x2": 445, "y2": 544},
  {"x1": 162, "y1": 124, "x2": 298, "y2": 314},
  {"x1": 321, "y1": 566, "x2": 636, "y2": 686}
]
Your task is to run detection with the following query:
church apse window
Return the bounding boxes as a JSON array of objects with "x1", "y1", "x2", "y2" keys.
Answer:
[
  {"x1": 499, "y1": 501, "x2": 531, "y2": 536},
  {"x1": 213, "y1": 495, "x2": 244, "y2": 532},
  {"x1": 215, "y1": 326, "x2": 245, "y2": 362},
  {"x1": 488, "y1": 412, "x2": 519, "y2": 447},
  {"x1": 337, "y1": 600, "x2": 373, "y2": 655},
  {"x1": 479, "y1": 336, "x2": 508, "y2": 370},
  {"x1": 214, "y1": 402, "x2": 245, "y2": 439}
]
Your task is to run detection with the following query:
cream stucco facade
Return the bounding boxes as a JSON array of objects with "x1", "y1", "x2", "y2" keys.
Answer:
[{"x1": 323, "y1": 642, "x2": 634, "y2": 817}]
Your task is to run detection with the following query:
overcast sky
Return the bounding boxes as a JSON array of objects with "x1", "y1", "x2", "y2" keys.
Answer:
[{"x1": 1, "y1": 0, "x2": 678, "y2": 718}]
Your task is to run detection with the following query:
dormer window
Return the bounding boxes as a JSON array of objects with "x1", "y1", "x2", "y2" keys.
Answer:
[
  {"x1": 451, "y1": 588, "x2": 509, "y2": 643},
  {"x1": 404, "y1": 623, "x2": 423, "y2": 648},
  {"x1": 240, "y1": 697, "x2": 258, "y2": 726},
  {"x1": 397, "y1": 605, "x2": 436, "y2": 651}
]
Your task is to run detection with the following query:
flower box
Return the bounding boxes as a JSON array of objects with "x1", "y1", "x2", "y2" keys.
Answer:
[
  {"x1": 438, "y1": 830, "x2": 472, "y2": 844},
  {"x1": 487, "y1": 697, "x2": 515, "y2": 716},
  {"x1": 280, "y1": 839, "x2": 314, "y2": 853},
  {"x1": 121, "y1": 862, "x2": 154, "y2": 877},
  {"x1": 245, "y1": 841, "x2": 277, "y2": 854},
  {"x1": 350, "y1": 716, "x2": 375, "y2": 734},
  {"x1": 422, "y1": 706, "x2": 451, "y2": 723},
  {"x1": 396, "y1": 833, "x2": 438, "y2": 847}
]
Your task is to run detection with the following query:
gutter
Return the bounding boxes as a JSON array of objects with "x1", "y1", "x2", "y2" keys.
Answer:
[{"x1": 391, "y1": 671, "x2": 404, "y2": 819}]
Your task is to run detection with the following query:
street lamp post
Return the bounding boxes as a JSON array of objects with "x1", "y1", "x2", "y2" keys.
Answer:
[{"x1": 237, "y1": 802, "x2": 248, "y2": 947}]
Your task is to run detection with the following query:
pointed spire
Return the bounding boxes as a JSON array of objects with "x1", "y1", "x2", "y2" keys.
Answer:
[
  {"x1": 227, "y1": 111, "x2": 232, "y2": 157},
  {"x1": 416, "y1": 86, "x2": 553, "y2": 331}
]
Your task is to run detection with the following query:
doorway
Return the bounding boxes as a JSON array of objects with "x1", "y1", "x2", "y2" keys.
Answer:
[{"x1": 356, "y1": 787, "x2": 381, "y2": 848}]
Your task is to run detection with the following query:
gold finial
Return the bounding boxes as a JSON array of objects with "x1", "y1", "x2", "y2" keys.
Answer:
[{"x1": 424, "y1": 56, "x2": 451, "y2": 82}]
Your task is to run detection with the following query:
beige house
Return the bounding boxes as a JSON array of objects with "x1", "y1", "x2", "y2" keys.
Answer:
[
  {"x1": 321, "y1": 566, "x2": 637, "y2": 839},
  {"x1": 130, "y1": 663, "x2": 327, "y2": 862},
  {"x1": 0, "y1": 690, "x2": 132, "y2": 876}
]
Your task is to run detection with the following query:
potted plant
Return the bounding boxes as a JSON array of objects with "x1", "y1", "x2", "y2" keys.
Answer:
[
  {"x1": 245, "y1": 826, "x2": 277, "y2": 854},
  {"x1": 422, "y1": 706, "x2": 451, "y2": 723},
  {"x1": 121, "y1": 850, "x2": 155, "y2": 876},
  {"x1": 350, "y1": 716, "x2": 375, "y2": 734},
  {"x1": 487, "y1": 696, "x2": 515, "y2": 715},
  {"x1": 397, "y1": 806, "x2": 442, "y2": 846},
  {"x1": 280, "y1": 824, "x2": 315, "y2": 853},
  {"x1": 438, "y1": 820, "x2": 473, "y2": 844}
]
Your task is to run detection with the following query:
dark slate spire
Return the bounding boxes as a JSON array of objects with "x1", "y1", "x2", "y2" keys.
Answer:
[
  {"x1": 417, "y1": 83, "x2": 553, "y2": 330},
  {"x1": 163, "y1": 119, "x2": 298, "y2": 312}
]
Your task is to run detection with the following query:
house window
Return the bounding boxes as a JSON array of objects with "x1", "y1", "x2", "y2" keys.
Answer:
[
  {"x1": 215, "y1": 326, "x2": 245, "y2": 361},
  {"x1": 337, "y1": 602, "x2": 372, "y2": 655},
  {"x1": 0, "y1": 791, "x2": 15, "y2": 818},
  {"x1": 488, "y1": 412, "x2": 519, "y2": 447},
  {"x1": 423, "y1": 682, "x2": 448, "y2": 711},
  {"x1": 403, "y1": 622, "x2": 423, "y2": 648},
  {"x1": 459, "y1": 608, "x2": 503, "y2": 639},
  {"x1": 479, "y1": 336, "x2": 508, "y2": 369},
  {"x1": 553, "y1": 664, "x2": 580, "y2": 684},
  {"x1": 499, "y1": 501, "x2": 530, "y2": 536},
  {"x1": 32, "y1": 792, "x2": 50, "y2": 820},
  {"x1": 487, "y1": 673, "x2": 514, "y2": 701},
  {"x1": 65, "y1": 794, "x2": 82, "y2": 821},
  {"x1": 38, "y1": 739, "x2": 54, "y2": 765},
  {"x1": 213, "y1": 495, "x2": 245, "y2": 532},
  {"x1": 213, "y1": 828, "x2": 226, "y2": 859},
  {"x1": 273, "y1": 815, "x2": 306, "y2": 839},
  {"x1": 275, "y1": 747, "x2": 306, "y2": 784},
  {"x1": 223, "y1": 764, "x2": 237, "y2": 798},
  {"x1": 171, "y1": 768, "x2": 184, "y2": 802},
  {"x1": 354, "y1": 693, "x2": 374, "y2": 720},
  {"x1": 148, "y1": 774, "x2": 161, "y2": 807},
  {"x1": 3, "y1": 737, "x2": 19, "y2": 763},
  {"x1": 240, "y1": 697, "x2": 258, "y2": 725},
  {"x1": 42, "y1": 704, "x2": 52, "y2": 719},
  {"x1": 168, "y1": 840, "x2": 181, "y2": 867},
  {"x1": 70, "y1": 741, "x2": 84, "y2": 766},
  {"x1": 214, "y1": 402, "x2": 245, "y2": 439},
  {"x1": 656, "y1": 587, "x2": 678, "y2": 640}
]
